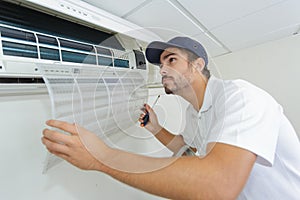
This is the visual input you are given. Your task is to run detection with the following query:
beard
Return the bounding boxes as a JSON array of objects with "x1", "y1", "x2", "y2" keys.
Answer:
[
  {"x1": 162, "y1": 74, "x2": 192, "y2": 95},
  {"x1": 162, "y1": 76, "x2": 176, "y2": 94},
  {"x1": 164, "y1": 87, "x2": 173, "y2": 94}
]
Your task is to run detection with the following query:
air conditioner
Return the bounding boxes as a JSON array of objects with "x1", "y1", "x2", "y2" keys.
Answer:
[
  {"x1": 0, "y1": 0, "x2": 158, "y2": 94},
  {"x1": 0, "y1": 0, "x2": 159, "y2": 171}
]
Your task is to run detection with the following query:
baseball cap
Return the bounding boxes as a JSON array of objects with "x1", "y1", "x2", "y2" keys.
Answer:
[{"x1": 145, "y1": 36, "x2": 208, "y2": 66}]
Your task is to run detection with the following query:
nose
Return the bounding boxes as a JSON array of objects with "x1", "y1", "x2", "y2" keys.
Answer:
[{"x1": 159, "y1": 63, "x2": 168, "y2": 76}]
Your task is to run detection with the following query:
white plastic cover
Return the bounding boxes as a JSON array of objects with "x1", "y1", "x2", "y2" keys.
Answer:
[{"x1": 38, "y1": 63, "x2": 148, "y2": 172}]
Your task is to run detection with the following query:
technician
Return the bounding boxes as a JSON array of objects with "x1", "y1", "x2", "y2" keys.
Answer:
[{"x1": 42, "y1": 36, "x2": 300, "y2": 200}]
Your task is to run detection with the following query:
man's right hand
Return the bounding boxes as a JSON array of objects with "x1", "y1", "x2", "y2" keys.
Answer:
[{"x1": 139, "y1": 104, "x2": 162, "y2": 135}]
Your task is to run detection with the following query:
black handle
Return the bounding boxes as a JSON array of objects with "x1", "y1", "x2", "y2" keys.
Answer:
[{"x1": 141, "y1": 112, "x2": 149, "y2": 126}]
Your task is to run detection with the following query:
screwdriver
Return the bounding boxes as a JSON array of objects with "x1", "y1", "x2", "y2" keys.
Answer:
[{"x1": 141, "y1": 95, "x2": 160, "y2": 127}]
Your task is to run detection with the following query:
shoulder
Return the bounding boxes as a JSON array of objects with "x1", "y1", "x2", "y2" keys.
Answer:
[{"x1": 211, "y1": 77, "x2": 279, "y2": 111}]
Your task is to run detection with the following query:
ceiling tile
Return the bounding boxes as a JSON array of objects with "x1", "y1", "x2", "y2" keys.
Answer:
[
  {"x1": 210, "y1": 0, "x2": 300, "y2": 50},
  {"x1": 124, "y1": 0, "x2": 204, "y2": 38},
  {"x1": 177, "y1": 0, "x2": 285, "y2": 30},
  {"x1": 231, "y1": 25, "x2": 298, "y2": 51}
]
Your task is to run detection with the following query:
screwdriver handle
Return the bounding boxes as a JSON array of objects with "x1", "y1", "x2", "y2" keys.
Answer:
[{"x1": 141, "y1": 112, "x2": 150, "y2": 126}]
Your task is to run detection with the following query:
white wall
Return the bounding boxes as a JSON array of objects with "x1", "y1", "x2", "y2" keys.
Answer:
[
  {"x1": 0, "y1": 93, "x2": 169, "y2": 200},
  {"x1": 212, "y1": 34, "x2": 300, "y2": 137}
]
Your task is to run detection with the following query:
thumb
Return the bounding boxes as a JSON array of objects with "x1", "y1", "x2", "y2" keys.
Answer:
[
  {"x1": 145, "y1": 103, "x2": 152, "y2": 112},
  {"x1": 145, "y1": 103, "x2": 156, "y2": 116}
]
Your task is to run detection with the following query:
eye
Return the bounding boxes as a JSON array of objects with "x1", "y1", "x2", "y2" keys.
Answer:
[{"x1": 169, "y1": 57, "x2": 176, "y2": 63}]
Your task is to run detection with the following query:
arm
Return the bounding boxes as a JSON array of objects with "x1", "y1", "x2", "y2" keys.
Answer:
[
  {"x1": 139, "y1": 104, "x2": 191, "y2": 154},
  {"x1": 42, "y1": 120, "x2": 256, "y2": 200}
]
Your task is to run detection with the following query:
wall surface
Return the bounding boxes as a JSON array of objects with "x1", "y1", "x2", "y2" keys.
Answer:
[{"x1": 212, "y1": 34, "x2": 300, "y2": 137}]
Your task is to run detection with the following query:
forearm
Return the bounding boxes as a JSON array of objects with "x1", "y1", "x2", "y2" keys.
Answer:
[
  {"x1": 99, "y1": 148, "x2": 230, "y2": 200},
  {"x1": 101, "y1": 150, "x2": 207, "y2": 200},
  {"x1": 153, "y1": 127, "x2": 186, "y2": 154}
]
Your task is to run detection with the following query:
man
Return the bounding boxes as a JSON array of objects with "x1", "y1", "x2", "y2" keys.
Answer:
[{"x1": 42, "y1": 37, "x2": 300, "y2": 199}]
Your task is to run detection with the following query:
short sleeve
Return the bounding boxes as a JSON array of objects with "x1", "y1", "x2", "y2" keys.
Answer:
[{"x1": 208, "y1": 81, "x2": 282, "y2": 166}]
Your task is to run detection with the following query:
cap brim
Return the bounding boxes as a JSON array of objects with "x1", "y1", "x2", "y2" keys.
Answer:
[{"x1": 145, "y1": 41, "x2": 185, "y2": 65}]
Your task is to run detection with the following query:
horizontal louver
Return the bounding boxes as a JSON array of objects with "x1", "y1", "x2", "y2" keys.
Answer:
[
  {"x1": 0, "y1": 24, "x2": 133, "y2": 69},
  {"x1": 0, "y1": 26, "x2": 36, "y2": 42},
  {"x1": 40, "y1": 47, "x2": 60, "y2": 61},
  {"x1": 2, "y1": 41, "x2": 38, "y2": 58}
]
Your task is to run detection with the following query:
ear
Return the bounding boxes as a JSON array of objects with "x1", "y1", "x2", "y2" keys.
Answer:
[{"x1": 195, "y1": 58, "x2": 206, "y2": 72}]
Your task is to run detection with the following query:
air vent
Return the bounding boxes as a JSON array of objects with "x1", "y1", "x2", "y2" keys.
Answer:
[
  {"x1": 0, "y1": 26, "x2": 36, "y2": 42},
  {"x1": 0, "y1": 24, "x2": 132, "y2": 68},
  {"x1": 2, "y1": 41, "x2": 38, "y2": 58}
]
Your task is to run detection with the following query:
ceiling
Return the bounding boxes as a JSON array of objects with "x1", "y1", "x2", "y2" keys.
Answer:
[{"x1": 82, "y1": 0, "x2": 300, "y2": 57}]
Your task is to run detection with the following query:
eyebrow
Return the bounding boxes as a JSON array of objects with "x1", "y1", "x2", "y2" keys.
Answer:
[{"x1": 161, "y1": 52, "x2": 177, "y2": 62}]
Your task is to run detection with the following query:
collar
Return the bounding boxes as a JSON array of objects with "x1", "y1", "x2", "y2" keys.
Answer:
[{"x1": 199, "y1": 75, "x2": 216, "y2": 114}]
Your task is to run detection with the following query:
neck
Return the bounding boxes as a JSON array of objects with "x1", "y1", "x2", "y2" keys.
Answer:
[{"x1": 179, "y1": 74, "x2": 208, "y2": 112}]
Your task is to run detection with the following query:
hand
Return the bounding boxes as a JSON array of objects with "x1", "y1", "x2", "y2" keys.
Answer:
[
  {"x1": 42, "y1": 120, "x2": 109, "y2": 171},
  {"x1": 139, "y1": 104, "x2": 162, "y2": 135}
]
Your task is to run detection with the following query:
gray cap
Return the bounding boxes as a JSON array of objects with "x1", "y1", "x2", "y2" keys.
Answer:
[{"x1": 145, "y1": 36, "x2": 208, "y2": 66}]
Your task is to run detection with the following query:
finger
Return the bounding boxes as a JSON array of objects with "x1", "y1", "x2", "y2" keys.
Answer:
[
  {"x1": 46, "y1": 120, "x2": 78, "y2": 135},
  {"x1": 139, "y1": 113, "x2": 145, "y2": 119},
  {"x1": 43, "y1": 129, "x2": 73, "y2": 145},
  {"x1": 144, "y1": 104, "x2": 153, "y2": 113},
  {"x1": 146, "y1": 105, "x2": 157, "y2": 118},
  {"x1": 140, "y1": 107, "x2": 146, "y2": 113},
  {"x1": 42, "y1": 137, "x2": 70, "y2": 155}
]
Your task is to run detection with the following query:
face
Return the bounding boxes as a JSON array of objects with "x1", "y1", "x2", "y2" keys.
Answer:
[{"x1": 159, "y1": 48, "x2": 194, "y2": 94}]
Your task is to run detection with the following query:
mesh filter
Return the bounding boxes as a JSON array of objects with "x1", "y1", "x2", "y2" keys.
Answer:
[{"x1": 38, "y1": 63, "x2": 148, "y2": 172}]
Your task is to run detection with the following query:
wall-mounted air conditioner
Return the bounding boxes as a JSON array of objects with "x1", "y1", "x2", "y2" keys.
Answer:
[{"x1": 0, "y1": 0, "x2": 153, "y2": 95}]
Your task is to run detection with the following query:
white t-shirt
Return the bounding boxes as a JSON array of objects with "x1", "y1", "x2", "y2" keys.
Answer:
[{"x1": 182, "y1": 76, "x2": 300, "y2": 199}]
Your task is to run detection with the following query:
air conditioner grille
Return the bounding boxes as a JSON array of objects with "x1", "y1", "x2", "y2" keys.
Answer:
[
  {"x1": 0, "y1": 26, "x2": 36, "y2": 42},
  {"x1": 37, "y1": 34, "x2": 58, "y2": 46},
  {"x1": 0, "y1": 24, "x2": 134, "y2": 69},
  {"x1": 2, "y1": 41, "x2": 38, "y2": 58}
]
